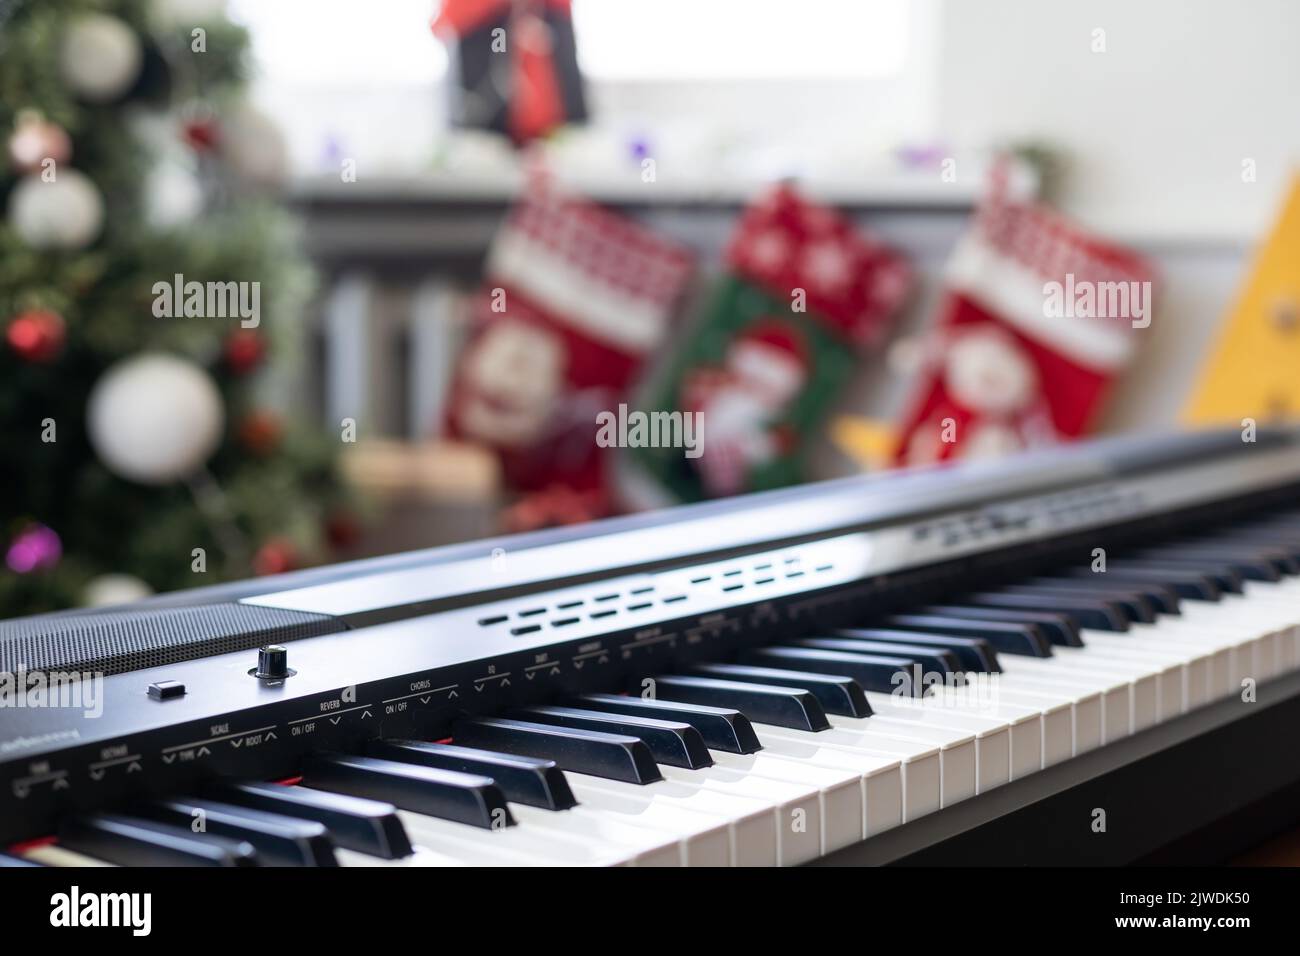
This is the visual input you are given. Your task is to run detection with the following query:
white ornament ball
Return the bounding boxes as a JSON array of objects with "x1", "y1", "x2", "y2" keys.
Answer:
[
  {"x1": 145, "y1": 161, "x2": 205, "y2": 229},
  {"x1": 87, "y1": 353, "x2": 225, "y2": 484},
  {"x1": 7, "y1": 170, "x2": 105, "y2": 250},
  {"x1": 60, "y1": 14, "x2": 144, "y2": 103},
  {"x1": 83, "y1": 573, "x2": 153, "y2": 608},
  {"x1": 222, "y1": 106, "x2": 289, "y2": 188}
]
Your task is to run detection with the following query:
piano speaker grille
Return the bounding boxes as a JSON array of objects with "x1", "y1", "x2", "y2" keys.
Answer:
[{"x1": 0, "y1": 603, "x2": 346, "y2": 677}]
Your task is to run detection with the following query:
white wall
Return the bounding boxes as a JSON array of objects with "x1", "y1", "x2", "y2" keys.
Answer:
[
  {"x1": 933, "y1": 0, "x2": 1300, "y2": 433},
  {"x1": 937, "y1": 0, "x2": 1300, "y2": 241}
]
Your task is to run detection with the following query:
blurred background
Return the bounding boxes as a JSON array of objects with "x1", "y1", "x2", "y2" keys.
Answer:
[{"x1": 3, "y1": 0, "x2": 1299, "y2": 617}]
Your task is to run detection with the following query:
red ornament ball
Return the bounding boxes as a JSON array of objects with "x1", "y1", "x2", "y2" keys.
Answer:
[
  {"x1": 237, "y1": 409, "x2": 283, "y2": 456},
  {"x1": 182, "y1": 117, "x2": 221, "y2": 153},
  {"x1": 252, "y1": 537, "x2": 297, "y2": 576},
  {"x1": 223, "y1": 328, "x2": 265, "y2": 375},
  {"x1": 6, "y1": 309, "x2": 67, "y2": 363},
  {"x1": 325, "y1": 510, "x2": 362, "y2": 550}
]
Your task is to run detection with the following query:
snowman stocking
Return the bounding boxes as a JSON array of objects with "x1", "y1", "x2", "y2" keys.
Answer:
[
  {"x1": 447, "y1": 183, "x2": 694, "y2": 498},
  {"x1": 895, "y1": 185, "x2": 1156, "y2": 466},
  {"x1": 637, "y1": 185, "x2": 912, "y2": 501}
]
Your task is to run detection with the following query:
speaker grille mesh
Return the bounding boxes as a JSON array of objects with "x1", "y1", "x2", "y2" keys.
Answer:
[{"x1": 0, "y1": 603, "x2": 346, "y2": 677}]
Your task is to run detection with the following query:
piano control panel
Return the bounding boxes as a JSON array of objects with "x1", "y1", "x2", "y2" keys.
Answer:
[{"x1": 3, "y1": 428, "x2": 1300, "y2": 863}]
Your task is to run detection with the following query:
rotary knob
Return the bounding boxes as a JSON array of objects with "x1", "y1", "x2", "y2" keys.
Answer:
[{"x1": 251, "y1": 644, "x2": 295, "y2": 681}]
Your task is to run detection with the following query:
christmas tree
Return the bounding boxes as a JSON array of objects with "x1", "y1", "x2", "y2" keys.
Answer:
[{"x1": 1, "y1": 0, "x2": 348, "y2": 616}]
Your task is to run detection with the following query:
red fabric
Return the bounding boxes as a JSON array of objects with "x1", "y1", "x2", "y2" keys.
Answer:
[
  {"x1": 432, "y1": 0, "x2": 573, "y2": 38},
  {"x1": 433, "y1": 0, "x2": 577, "y2": 143},
  {"x1": 447, "y1": 186, "x2": 695, "y2": 493},
  {"x1": 894, "y1": 294, "x2": 1113, "y2": 465},
  {"x1": 509, "y1": 12, "x2": 565, "y2": 144},
  {"x1": 725, "y1": 184, "x2": 913, "y2": 345},
  {"x1": 894, "y1": 181, "x2": 1156, "y2": 465},
  {"x1": 976, "y1": 190, "x2": 1154, "y2": 302},
  {"x1": 506, "y1": 187, "x2": 694, "y2": 319}
]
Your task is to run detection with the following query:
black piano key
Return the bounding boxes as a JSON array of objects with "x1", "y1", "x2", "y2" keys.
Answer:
[
  {"x1": 1129, "y1": 549, "x2": 1282, "y2": 582},
  {"x1": 956, "y1": 593, "x2": 1129, "y2": 632},
  {"x1": 918, "y1": 604, "x2": 1084, "y2": 647},
  {"x1": 1026, "y1": 576, "x2": 1182, "y2": 615},
  {"x1": 1057, "y1": 565, "x2": 1222, "y2": 601},
  {"x1": 139, "y1": 798, "x2": 337, "y2": 866},
  {"x1": 515, "y1": 705, "x2": 713, "y2": 769},
  {"x1": 454, "y1": 717, "x2": 663, "y2": 784},
  {"x1": 744, "y1": 644, "x2": 928, "y2": 696},
  {"x1": 687, "y1": 661, "x2": 872, "y2": 717},
  {"x1": 573, "y1": 693, "x2": 763, "y2": 754},
  {"x1": 1107, "y1": 556, "x2": 1248, "y2": 595},
  {"x1": 833, "y1": 627, "x2": 1000, "y2": 672},
  {"x1": 1155, "y1": 542, "x2": 1300, "y2": 575},
  {"x1": 369, "y1": 740, "x2": 577, "y2": 810},
  {"x1": 1206, "y1": 529, "x2": 1300, "y2": 561},
  {"x1": 793, "y1": 636, "x2": 959, "y2": 675},
  {"x1": 0, "y1": 852, "x2": 40, "y2": 867},
  {"x1": 1236, "y1": 518, "x2": 1300, "y2": 538},
  {"x1": 59, "y1": 813, "x2": 258, "y2": 867},
  {"x1": 207, "y1": 781, "x2": 412, "y2": 858},
  {"x1": 882, "y1": 613, "x2": 1056, "y2": 654},
  {"x1": 995, "y1": 583, "x2": 1159, "y2": 623},
  {"x1": 648, "y1": 674, "x2": 832, "y2": 730},
  {"x1": 302, "y1": 753, "x2": 513, "y2": 830}
]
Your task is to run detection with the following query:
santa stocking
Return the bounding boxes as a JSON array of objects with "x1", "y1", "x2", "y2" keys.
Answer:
[
  {"x1": 895, "y1": 172, "x2": 1156, "y2": 466},
  {"x1": 447, "y1": 182, "x2": 694, "y2": 502},
  {"x1": 638, "y1": 185, "x2": 912, "y2": 501}
]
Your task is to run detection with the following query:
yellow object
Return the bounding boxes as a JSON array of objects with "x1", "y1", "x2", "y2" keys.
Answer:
[
  {"x1": 831, "y1": 416, "x2": 899, "y2": 470},
  {"x1": 1184, "y1": 175, "x2": 1300, "y2": 425}
]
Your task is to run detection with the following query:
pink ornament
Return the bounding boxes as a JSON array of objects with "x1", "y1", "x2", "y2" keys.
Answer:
[{"x1": 6, "y1": 523, "x2": 62, "y2": 573}]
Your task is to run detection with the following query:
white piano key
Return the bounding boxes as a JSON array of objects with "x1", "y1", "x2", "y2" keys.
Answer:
[
  {"x1": 336, "y1": 846, "x2": 465, "y2": 867},
  {"x1": 655, "y1": 764, "x2": 824, "y2": 865},
  {"x1": 1120, "y1": 625, "x2": 1233, "y2": 707},
  {"x1": 550, "y1": 784, "x2": 732, "y2": 866},
  {"x1": 508, "y1": 803, "x2": 708, "y2": 867},
  {"x1": 663, "y1": 754, "x2": 861, "y2": 860},
  {"x1": 1177, "y1": 596, "x2": 1299, "y2": 684},
  {"x1": 999, "y1": 659, "x2": 1137, "y2": 743},
  {"x1": 567, "y1": 774, "x2": 780, "y2": 866},
  {"x1": 23, "y1": 844, "x2": 116, "y2": 867},
  {"x1": 947, "y1": 684, "x2": 1074, "y2": 767},
  {"x1": 862, "y1": 712, "x2": 1008, "y2": 795},
  {"x1": 743, "y1": 726, "x2": 944, "y2": 819},
  {"x1": 986, "y1": 673, "x2": 1105, "y2": 758},
  {"x1": 394, "y1": 808, "x2": 658, "y2": 866},
  {"x1": 762, "y1": 720, "x2": 979, "y2": 808},
  {"x1": 1054, "y1": 642, "x2": 1186, "y2": 721},
  {"x1": 922, "y1": 690, "x2": 1047, "y2": 779},
  {"x1": 731, "y1": 733, "x2": 907, "y2": 834},
  {"x1": 1076, "y1": 629, "x2": 1219, "y2": 714},
  {"x1": 857, "y1": 691, "x2": 1022, "y2": 790}
]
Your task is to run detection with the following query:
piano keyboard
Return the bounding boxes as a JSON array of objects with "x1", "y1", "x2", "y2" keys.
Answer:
[
  {"x1": 6, "y1": 492, "x2": 1300, "y2": 866},
  {"x1": 10, "y1": 509, "x2": 1300, "y2": 868}
]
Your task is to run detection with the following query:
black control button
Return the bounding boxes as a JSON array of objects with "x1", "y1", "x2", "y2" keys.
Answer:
[
  {"x1": 147, "y1": 680, "x2": 186, "y2": 701},
  {"x1": 251, "y1": 644, "x2": 295, "y2": 681}
]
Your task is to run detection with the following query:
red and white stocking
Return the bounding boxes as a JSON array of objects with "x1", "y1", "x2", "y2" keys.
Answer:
[
  {"x1": 896, "y1": 172, "x2": 1156, "y2": 466},
  {"x1": 447, "y1": 182, "x2": 695, "y2": 495}
]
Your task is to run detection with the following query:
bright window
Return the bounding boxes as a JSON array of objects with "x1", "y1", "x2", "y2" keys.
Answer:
[{"x1": 572, "y1": 0, "x2": 912, "y2": 80}]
